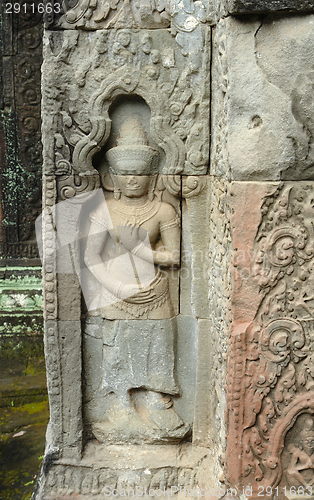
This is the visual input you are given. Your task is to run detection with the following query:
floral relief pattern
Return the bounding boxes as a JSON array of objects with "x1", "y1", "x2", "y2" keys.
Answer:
[
  {"x1": 226, "y1": 183, "x2": 314, "y2": 495},
  {"x1": 1, "y1": 1, "x2": 43, "y2": 259},
  {"x1": 42, "y1": 25, "x2": 209, "y2": 179}
]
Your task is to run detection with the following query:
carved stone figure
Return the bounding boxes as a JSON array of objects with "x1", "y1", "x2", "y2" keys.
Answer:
[
  {"x1": 56, "y1": 0, "x2": 171, "y2": 30},
  {"x1": 84, "y1": 118, "x2": 190, "y2": 444},
  {"x1": 286, "y1": 416, "x2": 314, "y2": 488},
  {"x1": 38, "y1": 3, "x2": 314, "y2": 498}
]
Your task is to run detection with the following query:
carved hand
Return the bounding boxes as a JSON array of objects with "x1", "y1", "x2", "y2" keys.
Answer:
[
  {"x1": 118, "y1": 224, "x2": 143, "y2": 252},
  {"x1": 117, "y1": 282, "x2": 142, "y2": 300}
]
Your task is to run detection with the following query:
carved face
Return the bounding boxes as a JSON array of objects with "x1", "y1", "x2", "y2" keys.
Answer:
[
  {"x1": 302, "y1": 436, "x2": 314, "y2": 455},
  {"x1": 115, "y1": 175, "x2": 151, "y2": 198}
]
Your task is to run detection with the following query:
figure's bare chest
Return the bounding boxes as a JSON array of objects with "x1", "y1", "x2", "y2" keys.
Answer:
[{"x1": 107, "y1": 200, "x2": 161, "y2": 244}]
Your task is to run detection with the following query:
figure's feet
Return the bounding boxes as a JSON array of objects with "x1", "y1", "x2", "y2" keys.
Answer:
[
  {"x1": 92, "y1": 402, "x2": 144, "y2": 444},
  {"x1": 144, "y1": 391, "x2": 187, "y2": 433},
  {"x1": 92, "y1": 391, "x2": 191, "y2": 445},
  {"x1": 145, "y1": 391, "x2": 173, "y2": 410}
]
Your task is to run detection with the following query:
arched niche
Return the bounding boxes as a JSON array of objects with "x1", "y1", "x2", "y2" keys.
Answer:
[
  {"x1": 92, "y1": 94, "x2": 166, "y2": 175},
  {"x1": 72, "y1": 70, "x2": 185, "y2": 174}
]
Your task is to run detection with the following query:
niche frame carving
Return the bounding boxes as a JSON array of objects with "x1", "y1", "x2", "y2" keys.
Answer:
[{"x1": 58, "y1": 76, "x2": 185, "y2": 177}]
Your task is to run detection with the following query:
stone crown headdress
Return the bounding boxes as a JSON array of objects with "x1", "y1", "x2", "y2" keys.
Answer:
[
  {"x1": 300, "y1": 417, "x2": 314, "y2": 439},
  {"x1": 106, "y1": 118, "x2": 159, "y2": 175}
]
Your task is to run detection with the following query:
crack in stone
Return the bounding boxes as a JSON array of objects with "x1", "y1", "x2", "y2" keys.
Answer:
[{"x1": 254, "y1": 18, "x2": 264, "y2": 38}]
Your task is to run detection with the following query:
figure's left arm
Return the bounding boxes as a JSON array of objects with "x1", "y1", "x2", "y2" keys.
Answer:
[
  {"x1": 153, "y1": 206, "x2": 180, "y2": 266},
  {"x1": 132, "y1": 204, "x2": 180, "y2": 267}
]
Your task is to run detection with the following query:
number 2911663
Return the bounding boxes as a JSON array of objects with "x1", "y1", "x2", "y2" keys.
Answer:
[{"x1": 5, "y1": 3, "x2": 61, "y2": 14}]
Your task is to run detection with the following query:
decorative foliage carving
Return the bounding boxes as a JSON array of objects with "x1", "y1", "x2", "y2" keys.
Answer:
[
  {"x1": 52, "y1": 0, "x2": 211, "y2": 31},
  {"x1": 0, "y1": 271, "x2": 42, "y2": 313},
  {"x1": 57, "y1": 0, "x2": 170, "y2": 29},
  {"x1": 42, "y1": 176, "x2": 58, "y2": 321},
  {"x1": 254, "y1": 184, "x2": 314, "y2": 321},
  {"x1": 226, "y1": 183, "x2": 314, "y2": 495},
  {"x1": 0, "y1": 292, "x2": 42, "y2": 311},
  {"x1": 44, "y1": 27, "x2": 209, "y2": 177},
  {"x1": 1, "y1": 1, "x2": 43, "y2": 259}
]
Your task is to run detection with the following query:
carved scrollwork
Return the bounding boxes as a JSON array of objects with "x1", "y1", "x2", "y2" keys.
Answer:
[
  {"x1": 260, "y1": 319, "x2": 306, "y2": 364},
  {"x1": 57, "y1": 0, "x2": 171, "y2": 29},
  {"x1": 266, "y1": 226, "x2": 310, "y2": 267},
  {"x1": 182, "y1": 176, "x2": 206, "y2": 198},
  {"x1": 46, "y1": 26, "x2": 209, "y2": 177},
  {"x1": 227, "y1": 183, "x2": 314, "y2": 495},
  {"x1": 57, "y1": 174, "x2": 100, "y2": 200},
  {"x1": 157, "y1": 175, "x2": 181, "y2": 197}
]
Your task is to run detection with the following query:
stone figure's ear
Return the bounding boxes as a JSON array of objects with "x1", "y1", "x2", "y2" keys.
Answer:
[
  {"x1": 110, "y1": 174, "x2": 121, "y2": 200},
  {"x1": 101, "y1": 173, "x2": 114, "y2": 193},
  {"x1": 148, "y1": 175, "x2": 158, "y2": 201}
]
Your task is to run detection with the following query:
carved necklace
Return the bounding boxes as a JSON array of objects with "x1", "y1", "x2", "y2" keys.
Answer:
[{"x1": 110, "y1": 198, "x2": 161, "y2": 226}]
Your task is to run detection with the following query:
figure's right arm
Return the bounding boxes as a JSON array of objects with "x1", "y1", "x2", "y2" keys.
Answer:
[
  {"x1": 84, "y1": 222, "x2": 141, "y2": 300},
  {"x1": 84, "y1": 223, "x2": 115, "y2": 293}
]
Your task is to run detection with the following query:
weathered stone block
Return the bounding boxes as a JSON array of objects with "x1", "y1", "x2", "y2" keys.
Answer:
[
  {"x1": 42, "y1": 28, "x2": 210, "y2": 177},
  {"x1": 228, "y1": 0, "x2": 314, "y2": 13},
  {"x1": 226, "y1": 181, "x2": 314, "y2": 494},
  {"x1": 45, "y1": 0, "x2": 216, "y2": 29},
  {"x1": 212, "y1": 14, "x2": 314, "y2": 180}
]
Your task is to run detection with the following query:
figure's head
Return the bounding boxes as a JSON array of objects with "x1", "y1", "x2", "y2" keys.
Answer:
[
  {"x1": 113, "y1": 175, "x2": 151, "y2": 198},
  {"x1": 300, "y1": 417, "x2": 314, "y2": 455},
  {"x1": 111, "y1": 174, "x2": 157, "y2": 201},
  {"x1": 301, "y1": 435, "x2": 314, "y2": 455},
  {"x1": 117, "y1": 31, "x2": 131, "y2": 47},
  {"x1": 106, "y1": 118, "x2": 159, "y2": 176}
]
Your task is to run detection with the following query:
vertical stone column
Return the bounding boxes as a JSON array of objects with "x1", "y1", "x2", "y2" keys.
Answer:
[
  {"x1": 37, "y1": 2, "x2": 225, "y2": 498},
  {"x1": 211, "y1": 6, "x2": 314, "y2": 498},
  {"x1": 0, "y1": 3, "x2": 44, "y2": 387},
  {"x1": 38, "y1": 1, "x2": 314, "y2": 499}
]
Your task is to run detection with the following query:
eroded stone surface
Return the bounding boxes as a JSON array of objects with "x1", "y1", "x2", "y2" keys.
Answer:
[
  {"x1": 41, "y1": 28, "x2": 210, "y2": 177},
  {"x1": 228, "y1": 0, "x2": 314, "y2": 13},
  {"x1": 35, "y1": 444, "x2": 208, "y2": 499},
  {"x1": 180, "y1": 176, "x2": 210, "y2": 318},
  {"x1": 211, "y1": 15, "x2": 314, "y2": 180},
  {"x1": 226, "y1": 181, "x2": 314, "y2": 495}
]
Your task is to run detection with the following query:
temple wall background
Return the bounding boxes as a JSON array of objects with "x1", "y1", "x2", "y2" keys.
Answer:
[{"x1": 0, "y1": 3, "x2": 43, "y2": 355}]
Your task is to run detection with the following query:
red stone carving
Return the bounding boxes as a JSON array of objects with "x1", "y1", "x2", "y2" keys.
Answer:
[{"x1": 226, "y1": 183, "x2": 314, "y2": 497}]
